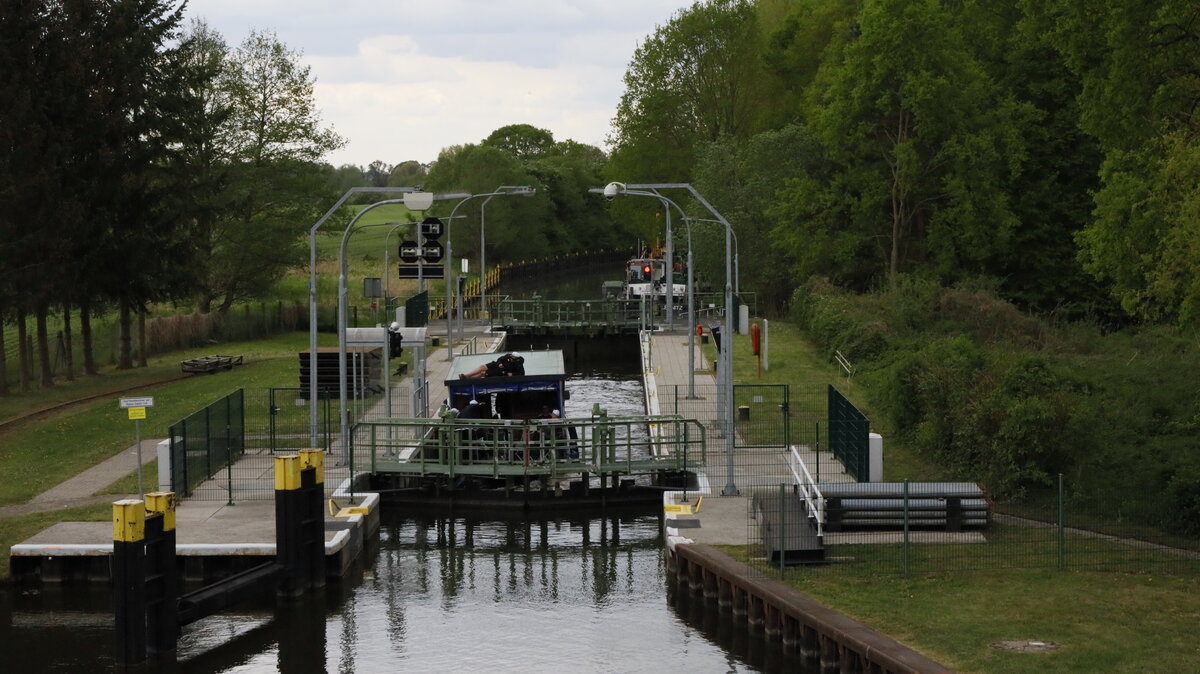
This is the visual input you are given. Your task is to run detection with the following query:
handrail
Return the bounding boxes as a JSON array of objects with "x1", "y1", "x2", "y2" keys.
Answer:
[
  {"x1": 788, "y1": 446, "x2": 825, "y2": 539},
  {"x1": 356, "y1": 414, "x2": 707, "y2": 478}
]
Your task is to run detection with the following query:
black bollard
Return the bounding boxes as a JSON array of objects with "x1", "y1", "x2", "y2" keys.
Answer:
[{"x1": 113, "y1": 499, "x2": 147, "y2": 665}]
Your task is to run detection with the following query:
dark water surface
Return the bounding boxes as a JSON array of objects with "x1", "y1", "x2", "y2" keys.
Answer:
[{"x1": 0, "y1": 298, "x2": 800, "y2": 672}]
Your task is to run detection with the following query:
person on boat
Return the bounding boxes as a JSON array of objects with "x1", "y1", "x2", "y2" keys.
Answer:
[{"x1": 459, "y1": 352, "x2": 524, "y2": 378}]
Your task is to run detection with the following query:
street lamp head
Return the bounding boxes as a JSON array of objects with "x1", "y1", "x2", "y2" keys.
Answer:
[
  {"x1": 603, "y1": 182, "x2": 626, "y2": 200},
  {"x1": 403, "y1": 191, "x2": 434, "y2": 211}
]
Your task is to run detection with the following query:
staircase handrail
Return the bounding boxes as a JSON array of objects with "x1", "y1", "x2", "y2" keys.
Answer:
[{"x1": 788, "y1": 446, "x2": 825, "y2": 539}]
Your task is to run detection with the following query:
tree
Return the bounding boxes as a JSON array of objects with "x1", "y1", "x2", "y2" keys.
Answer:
[
  {"x1": 388, "y1": 160, "x2": 427, "y2": 188},
  {"x1": 694, "y1": 124, "x2": 823, "y2": 314},
  {"x1": 482, "y1": 124, "x2": 555, "y2": 162},
  {"x1": 778, "y1": 0, "x2": 1029, "y2": 287},
  {"x1": 609, "y1": 0, "x2": 765, "y2": 183},
  {"x1": 365, "y1": 160, "x2": 392, "y2": 188},
  {"x1": 194, "y1": 29, "x2": 346, "y2": 313},
  {"x1": 423, "y1": 143, "x2": 553, "y2": 263},
  {"x1": 1040, "y1": 0, "x2": 1200, "y2": 323}
]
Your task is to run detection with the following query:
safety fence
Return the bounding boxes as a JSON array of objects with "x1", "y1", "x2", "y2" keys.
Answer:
[
  {"x1": 167, "y1": 389, "x2": 245, "y2": 499},
  {"x1": 171, "y1": 382, "x2": 416, "y2": 501}
]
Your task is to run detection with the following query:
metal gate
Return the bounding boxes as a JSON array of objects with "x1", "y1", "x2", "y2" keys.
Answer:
[{"x1": 267, "y1": 388, "x2": 334, "y2": 454}]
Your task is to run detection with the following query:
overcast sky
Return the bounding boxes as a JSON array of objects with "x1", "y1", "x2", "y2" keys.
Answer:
[{"x1": 183, "y1": 0, "x2": 694, "y2": 168}]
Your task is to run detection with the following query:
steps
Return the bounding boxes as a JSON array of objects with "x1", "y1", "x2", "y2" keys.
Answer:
[{"x1": 752, "y1": 490, "x2": 825, "y2": 565}]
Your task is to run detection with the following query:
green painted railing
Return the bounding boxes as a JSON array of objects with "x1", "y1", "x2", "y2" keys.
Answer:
[{"x1": 352, "y1": 411, "x2": 706, "y2": 479}]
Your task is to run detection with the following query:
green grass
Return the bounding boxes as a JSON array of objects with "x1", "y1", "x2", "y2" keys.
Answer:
[
  {"x1": 0, "y1": 331, "x2": 333, "y2": 506},
  {"x1": 718, "y1": 542, "x2": 1200, "y2": 673},
  {"x1": 716, "y1": 318, "x2": 938, "y2": 480}
]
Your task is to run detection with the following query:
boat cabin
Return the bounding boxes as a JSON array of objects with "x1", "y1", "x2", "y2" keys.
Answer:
[{"x1": 445, "y1": 350, "x2": 568, "y2": 421}]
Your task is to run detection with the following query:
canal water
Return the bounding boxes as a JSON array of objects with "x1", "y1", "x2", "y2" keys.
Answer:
[
  {"x1": 0, "y1": 264, "x2": 801, "y2": 672},
  {"x1": 0, "y1": 375, "x2": 792, "y2": 672}
]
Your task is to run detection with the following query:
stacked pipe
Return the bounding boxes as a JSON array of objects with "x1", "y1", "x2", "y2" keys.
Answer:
[{"x1": 822, "y1": 482, "x2": 989, "y2": 531}]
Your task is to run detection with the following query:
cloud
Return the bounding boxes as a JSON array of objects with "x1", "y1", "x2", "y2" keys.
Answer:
[{"x1": 184, "y1": 0, "x2": 691, "y2": 166}]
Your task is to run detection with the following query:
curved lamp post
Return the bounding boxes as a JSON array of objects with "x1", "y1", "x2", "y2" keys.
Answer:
[
  {"x1": 443, "y1": 187, "x2": 536, "y2": 364},
  {"x1": 334, "y1": 192, "x2": 468, "y2": 464},
  {"x1": 479, "y1": 186, "x2": 536, "y2": 321},
  {"x1": 308, "y1": 187, "x2": 418, "y2": 446},
  {"x1": 602, "y1": 181, "x2": 739, "y2": 496},
  {"x1": 589, "y1": 186, "x2": 696, "y2": 397}
]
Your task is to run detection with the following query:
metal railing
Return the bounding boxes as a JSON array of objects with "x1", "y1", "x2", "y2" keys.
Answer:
[
  {"x1": 788, "y1": 447, "x2": 826, "y2": 539},
  {"x1": 491, "y1": 297, "x2": 655, "y2": 332},
  {"x1": 352, "y1": 413, "x2": 706, "y2": 479}
]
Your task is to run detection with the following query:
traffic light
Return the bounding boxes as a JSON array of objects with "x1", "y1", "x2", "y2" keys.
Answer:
[{"x1": 642, "y1": 265, "x2": 652, "y2": 275}]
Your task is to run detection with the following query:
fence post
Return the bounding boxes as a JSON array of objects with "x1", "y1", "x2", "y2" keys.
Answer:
[
  {"x1": 902, "y1": 479, "x2": 910, "y2": 577},
  {"x1": 1057, "y1": 473, "x2": 1065, "y2": 571}
]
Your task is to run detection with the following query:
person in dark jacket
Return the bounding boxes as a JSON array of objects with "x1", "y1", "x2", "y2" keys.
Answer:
[{"x1": 459, "y1": 352, "x2": 524, "y2": 378}]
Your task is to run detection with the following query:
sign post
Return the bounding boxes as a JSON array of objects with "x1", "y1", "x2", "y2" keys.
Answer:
[{"x1": 119, "y1": 397, "x2": 155, "y2": 500}]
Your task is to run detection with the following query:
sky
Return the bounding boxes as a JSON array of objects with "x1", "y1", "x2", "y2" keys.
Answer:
[{"x1": 183, "y1": 0, "x2": 696, "y2": 168}]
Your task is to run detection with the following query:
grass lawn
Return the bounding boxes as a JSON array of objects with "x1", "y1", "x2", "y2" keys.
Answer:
[
  {"x1": 718, "y1": 540, "x2": 1200, "y2": 673},
  {"x1": 0, "y1": 332, "x2": 333, "y2": 507}
]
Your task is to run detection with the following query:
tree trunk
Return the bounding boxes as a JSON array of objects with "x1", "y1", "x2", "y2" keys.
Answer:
[
  {"x1": 0, "y1": 300, "x2": 8, "y2": 395},
  {"x1": 16, "y1": 306, "x2": 30, "y2": 392},
  {"x1": 137, "y1": 306, "x2": 147, "y2": 368},
  {"x1": 62, "y1": 302, "x2": 75, "y2": 381},
  {"x1": 80, "y1": 300, "x2": 97, "y2": 375},
  {"x1": 35, "y1": 302, "x2": 53, "y2": 387},
  {"x1": 117, "y1": 300, "x2": 133, "y2": 370}
]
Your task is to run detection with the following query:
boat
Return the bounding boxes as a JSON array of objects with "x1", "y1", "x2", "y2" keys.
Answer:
[
  {"x1": 445, "y1": 350, "x2": 569, "y2": 421},
  {"x1": 613, "y1": 246, "x2": 686, "y2": 304}
]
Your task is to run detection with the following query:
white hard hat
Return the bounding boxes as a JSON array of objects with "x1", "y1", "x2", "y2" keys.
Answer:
[
  {"x1": 389, "y1": 322, "x2": 400, "y2": 330},
  {"x1": 511, "y1": 352, "x2": 521, "y2": 358}
]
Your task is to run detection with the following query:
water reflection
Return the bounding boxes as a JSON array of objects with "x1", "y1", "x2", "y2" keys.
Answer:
[{"x1": 0, "y1": 513, "x2": 791, "y2": 673}]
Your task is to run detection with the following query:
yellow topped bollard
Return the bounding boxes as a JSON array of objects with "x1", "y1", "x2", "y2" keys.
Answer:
[
  {"x1": 274, "y1": 454, "x2": 302, "y2": 491},
  {"x1": 298, "y1": 449, "x2": 325, "y2": 484},
  {"x1": 113, "y1": 499, "x2": 145, "y2": 543},
  {"x1": 144, "y1": 492, "x2": 176, "y2": 532}
]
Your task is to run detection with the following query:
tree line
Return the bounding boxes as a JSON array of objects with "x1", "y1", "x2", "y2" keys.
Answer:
[
  {"x1": 0, "y1": 1, "x2": 343, "y2": 391},
  {"x1": 606, "y1": 0, "x2": 1199, "y2": 324}
]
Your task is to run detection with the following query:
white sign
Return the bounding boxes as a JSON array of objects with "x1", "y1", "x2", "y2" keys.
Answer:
[
  {"x1": 119, "y1": 396, "x2": 155, "y2": 409},
  {"x1": 461, "y1": 258, "x2": 469, "y2": 274}
]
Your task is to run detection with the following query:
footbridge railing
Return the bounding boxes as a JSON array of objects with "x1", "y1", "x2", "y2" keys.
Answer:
[
  {"x1": 491, "y1": 297, "x2": 657, "y2": 334},
  {"x1": 352, "y1": 413, "x2": 706, "y2": 479}
]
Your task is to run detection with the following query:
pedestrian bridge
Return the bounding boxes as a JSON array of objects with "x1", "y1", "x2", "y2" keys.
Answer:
[
  {"x1": 352, "y1": 411, "x2": 706, "y2": 481},
  {"x1": 489, "y1": 297, "x2": 658, "y2": 335}
]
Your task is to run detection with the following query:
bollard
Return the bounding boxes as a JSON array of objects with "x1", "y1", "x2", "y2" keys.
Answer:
[
  {"x1": 113, "y1": 499, "x2": 147, "y2": 665},
  {"x1": 298, "y1": 449, "x2": 327, "y2": 588},
  {"x1": 275, "y1": 455, "x2": 304, "y2": 596},
  {"x1": 144, "y1": 492, "x2": 179, "y2": 654}
]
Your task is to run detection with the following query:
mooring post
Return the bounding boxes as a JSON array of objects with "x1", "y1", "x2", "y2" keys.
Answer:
[
  {"x1": 144, "y1": 492, "x2": 179, "y2": 654},
  {"x1": 113, "y1": 499, "x2": 147, "y2": 665},
  {"x1": 299, "y1": 449, "x2": 327, "y2": 588},
  {"x1": 275, "y1": 454, "x2": 303, "y2": 596}
]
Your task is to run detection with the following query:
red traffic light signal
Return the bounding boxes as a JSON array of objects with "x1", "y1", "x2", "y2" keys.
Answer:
[{"x1": 642, "y1": 265, "x2": 652, "y2": 274}]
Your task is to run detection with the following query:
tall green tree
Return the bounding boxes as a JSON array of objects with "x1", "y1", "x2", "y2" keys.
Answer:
[
  {"x1": 608, "y1": 0, "x2": 764, "y2": 183},
  {"x1": 195, "y1": 28, "x2": 346, "y2": 313},
  {"x1": 777, "y1": 0, "x2": 1030, "y2": 287},
  {"x1": 1040, "y1": 0, "x2": 1200, "y2": 323}
]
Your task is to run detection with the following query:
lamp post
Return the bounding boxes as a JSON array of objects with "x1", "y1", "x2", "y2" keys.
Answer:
[
  {"x1": 335, "y1": 192, "x2": 469, "y2": 464},
  {"x1": 479, "y1": 186, "x2": 536, "y2": 321},
  {"x1": 443, "y1": 187, "x2": 537, "y2": 364},
  {"x1": 602, "y1": 182, "x2": 739, "y2": 496},
  {"x1": 307, "y1": 187, "x2": 418, "y2": 446},
  {"x1": 590, "y1": 186, "x2": 696, "y2": 397}
]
